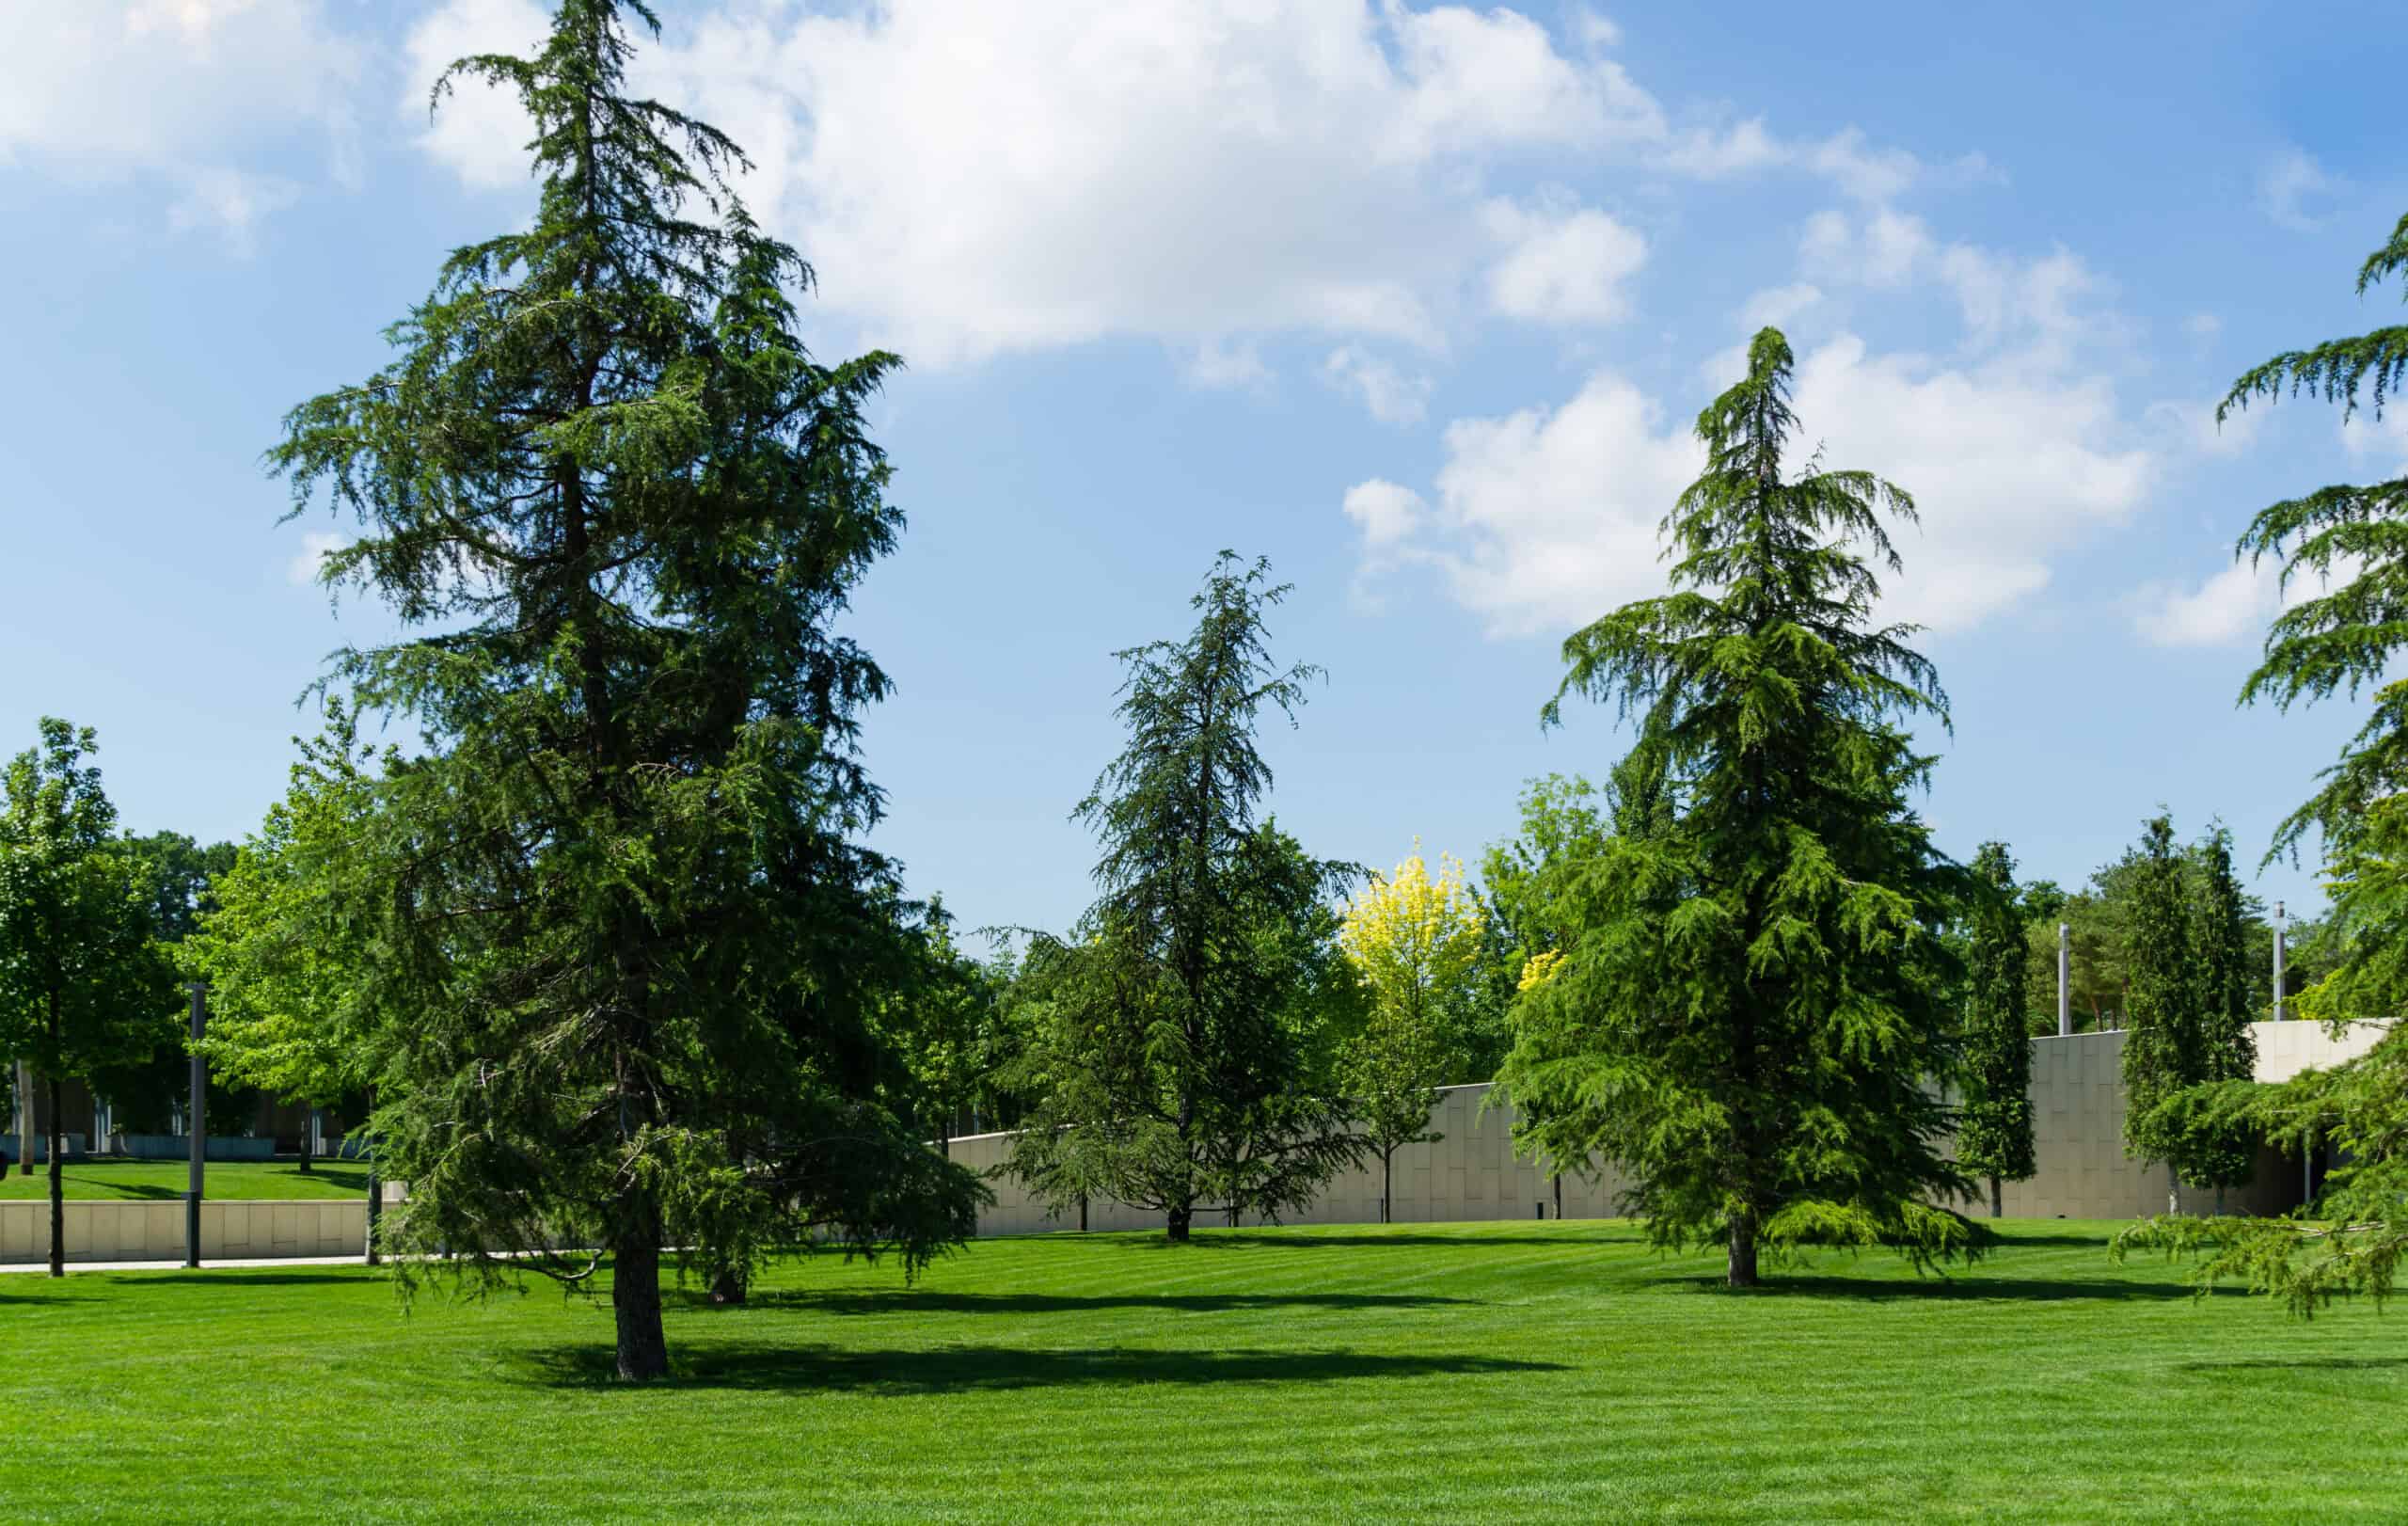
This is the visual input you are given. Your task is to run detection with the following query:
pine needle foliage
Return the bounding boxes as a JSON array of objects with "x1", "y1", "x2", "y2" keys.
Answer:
[
  {"x1": 1005, "y1": 556, "x2": 1365, "y2": 1241},
  {"x1": 2221, "y1": 212, "x2": 2408, "y2": 866},
  {"x1": 1497, "y1": 328, "x2": 1983, "y2": 1288},
  {"x1": 262, "y1": 0, "x2": 981, "y2": 1379},
  {"x1": 1957, "y1": 843, "x2": 2036, "y2": 1216}
]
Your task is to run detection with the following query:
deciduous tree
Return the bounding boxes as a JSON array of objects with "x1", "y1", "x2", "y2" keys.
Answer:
[
  {"x1": 0, "y1": 720, "x2": 179, "y2": 1276},
  {"x1": 1338, "y1": 844, "x2": 1484, "y2": 1220}
]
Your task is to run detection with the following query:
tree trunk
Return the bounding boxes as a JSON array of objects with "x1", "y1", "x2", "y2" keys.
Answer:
[
  {"x1": 709, "y1": 1267, "x2": 747, "y2": 1306},
  {"x1": 13, "y1": 1059, "x2": 30, "y2": 1177},
  {"x1": 1166, "y1": 1204, "x2": 1192, "y2": 1243},
  {"x1": 2166, "y1": 1167, "x2": 2182, "y2": 1217},
  {"x1": 1381, "y1": 1145, "x2": 1394, "y2": 1225},
  {"x1": 48, "y1": 1073, "x2": 66, "y2": 1278},
  {"x1": 611, "y1": 1198, "x2": 670, "y2": 1382},
  {"x1": 297, "y1": 1107, "x2": 314, "y2": 1173},
  {"x1": 364, "y1": 1164, "x2": 381, "y2": 1266},
  {"x1": 1726, "y1": 1208, "x2": 1758, "y2": 1289},
  {"x1": 1989, "y1": 1175, "x2": 2003, "y2": 1219}
]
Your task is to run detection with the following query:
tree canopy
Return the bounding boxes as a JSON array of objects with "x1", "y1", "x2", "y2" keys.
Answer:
[
  {"x1": 1498, "y1": 327, "x2": 1981, "y2": 1287},
  {"x1": 259, "y1": 0, "x2": 980, "y2": 1378}
]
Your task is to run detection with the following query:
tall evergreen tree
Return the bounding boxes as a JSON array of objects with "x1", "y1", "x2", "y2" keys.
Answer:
[
  {"x1": 1498, "y1": 328, "x2": 1980, "y2": 1288},
  {"x1": 0, "y1": 721, "x2": 180, "y2": 1276},
  {"x1": 1005, "y1": 555, "x2": 1363, "y2": 1241},
  {"x1": 1959, "y1": 843, "x2": 2036, "y2": 1218},
  {"x1": 2194, "y1": 826, "x2": 2259, "y2": 1086},
  {"x1": 265, "y1": 0, "x2": 980, "y2": 1378},
  {"x1": 2120, "y1": 815, "x2": 2209, "y2": 1210}
]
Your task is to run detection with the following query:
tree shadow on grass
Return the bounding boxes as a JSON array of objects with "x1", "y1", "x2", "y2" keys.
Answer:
[
  {"x1": 1648, "y1": 1273, "x2": 2246, "y2": 1303},
  {"x1": 121, "y1": 1271, "x2": 371, "y2": 1287},
  {"x1": 1137, "y1": 1229, "x2": 1638, "y2": 1251},
  {"x1": 513, "y1": 1343, "x2": 1566, "y2": 1393},
  {"x1": 696, "y1": 1290, "x2": 1474, "y2": 1316},
  {"x1": 2178, "y1": 1356, "x2": 2408, "y2": 1373}
]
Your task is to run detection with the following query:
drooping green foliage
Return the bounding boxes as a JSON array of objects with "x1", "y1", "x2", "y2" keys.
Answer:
[
  {"x1": 0, "y1": 720, "x2": 180, "y2": 1275},
  {"x1": 1497, "y1": 328, "x2": 1983, "y2": 1287},
  {"x1": 2220, "y1": 211, "x2": 2408, "y2": 867},
  {"x1": 1957, "y1": 843, "x2": 2036, "y2": 1216},
  {"x1": 1005, "y1": 556, "x2": 1365, "y2": 1240},
  {"x1": 261, "y1": 0, "x2": 980, "y2": 1377},
  {"x1": 2115, "y1": 1023, "x2": 2408, "y2": 1315}
]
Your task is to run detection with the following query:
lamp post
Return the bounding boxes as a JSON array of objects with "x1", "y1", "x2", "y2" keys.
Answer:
[
  {"x1": 185, "y1": 983, "x2": 207, "y2": 1269},
  {"x1": 2273, "y1": 901, "x2": 2288, "y2": 1023},
  {"x1": 2056, "y1": 921, "x2": 2071, "y2": 1037}
]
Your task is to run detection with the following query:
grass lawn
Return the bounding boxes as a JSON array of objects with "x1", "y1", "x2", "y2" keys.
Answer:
[
  {"x1": 0, "y1": 1159, "x2": 367, "y2": 1201},
  {"x1": 1, "y1": 1218, "x2": 2402, "y2": 1522}
]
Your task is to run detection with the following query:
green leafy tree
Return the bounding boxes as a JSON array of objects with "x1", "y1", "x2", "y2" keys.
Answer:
[
  {"x1": 1337, "y1": 845, "x2": 1485, "y2": 1220},
  {"x1": 1959, "y1": 844, "x2": 2036, "y2": 1217},
  {"x1": 2119, "y1": 815, "x2": 2231, "y2": 1209},
  {"x1": 1497, "y1": 328, "x2": 1981, "y2": 1287},
  {"x1": 264, "y1": 0, "x2": 981, "y2": 1377},
  {"x1": 0, "y1": 721, "x2": 180, "y2": 1276},
  {"x1": 187, "y1": 706, "x2": 386, "y2": 1202},
  {"x1": 1005, "y1": 555, "x2": 1364, "y2": 1241}
]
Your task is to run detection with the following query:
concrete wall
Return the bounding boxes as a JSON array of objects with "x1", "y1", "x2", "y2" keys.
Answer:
[
  {"x1": 950, "y1": 1019, "x2": 2390, "y2": 1237},
  {"x1": 0, "y1": 1199, "x2": 370, "y2": 1265},
  {"x1": 949, "y1": 1085, "x2": 1630, "y2": 1237}
]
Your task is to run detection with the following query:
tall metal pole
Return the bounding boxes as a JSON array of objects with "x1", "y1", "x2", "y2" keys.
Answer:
[
  {"x1": 2056, "y1": 921, "x2": 2071, "y2": 1037},
  {"x1": 2273, "y1": 900, "x2": 2288, "y2": 1023},
  {"x1": 185, "y1": 984, "x2": 207, "y2": 1269}
]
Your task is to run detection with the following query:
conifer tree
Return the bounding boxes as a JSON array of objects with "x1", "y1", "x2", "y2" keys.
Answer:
[
  {"x1": 2120, "y1": 815, "x2": 2210, "y2": 1209},
  {"x1": 1958, "y1": 843, "x2": 2036, "y2": 1218},
  {"x1": 1497, "y1": 329, "x2": 1980, "y2": 1287},
  {"x1": 0, "y1": 721, "x2": 180, "y2": 1277},
  {"x1": 1006, "y1": 555, "x2": 1363, "y2": 1240},
  {"x1": 266, "y1": 0, "x2": 980, "y2": 1377}
]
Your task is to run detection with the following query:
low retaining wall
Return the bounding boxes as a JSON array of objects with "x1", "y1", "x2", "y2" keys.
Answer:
[
  {"x1": 949, "y1": 1020, "x2": 2390, "y2": 1238},
  {"x1": 0, "y1": 1199, "x2": 370, "y2": 1265}
]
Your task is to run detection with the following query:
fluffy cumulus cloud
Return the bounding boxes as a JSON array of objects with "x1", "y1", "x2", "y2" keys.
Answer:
[
  {"x1": 402, "y1": 0, "x2": 1955, "y2": 389},
  {"x1": 1481, "y1": 197, "x2": 1648, "y2": 324},
  {"x1": 0, "y1": 0, "x2": 360, "y2": 244},
  {"x1": 2133, "y1": 553, "x2": 2354, "y2": 649},
  {"x1": 1349, "y1": 209, "x2": 2158, "y2": 638}
]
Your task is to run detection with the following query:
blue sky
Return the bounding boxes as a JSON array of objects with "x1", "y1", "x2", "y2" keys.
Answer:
[{"x1": 3, "y1": 0, "x2": 2401, "y2": 943}]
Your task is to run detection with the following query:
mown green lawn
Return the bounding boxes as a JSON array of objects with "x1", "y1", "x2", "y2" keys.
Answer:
[
  {"x1": 1, "y1": 1218, "x2": 2400, "y2": 1522},
  {"x1": 0, "y1": 1159, "x2": 367, "y2": 1201}
]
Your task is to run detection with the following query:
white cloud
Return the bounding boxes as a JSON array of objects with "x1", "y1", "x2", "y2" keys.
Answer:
[
  {"x1": 2134, "y1": 553, "x2": 2350, "y2": 649},
  {"x1": 2340, "y1": 406, "x2": 2408, "y2": 472},
  {"x1": 1348, "y1": 287, "x2": 2157, "y2": 640},
  {"x1": 1323, "y1": 347, "x2": 1434, "y2": 425},
  {"x1": 0, "y1": 0, "x2": 360, "y2": 246},
  {"x1": 286, "y1": 530, "x2": 348, "y2": 587},
  {"x1": 1340, "y1": 479, "x2": 1431, "y2": 549},
  {"x1": 1184, "y1": 337, "x2": 1273, "y2": 391},
  {"x1": 405, "y1": 0, "x2": 1954, "y2": 374},
  {"x1": 1739, "y1": 282, "x2": 1823, "y2": 329},
  {"x1": 402, "y1": 0, "x2": 551, "y2": 192},
  {"x1": 1481, "y1": 198, "x2": 1648, "y2": 324},
  {"x1": 2184, "y1": 312, "x2": 2223, "y2": 340},
  {"x1": 1339, "y1": 373, "x2": 1699, "y2": 636},
  {"x1": 2259, "y1": 148, "x2": 2342, "y2": 231},
  {"x1": 167, "y1": 167, "x2": 301, "y2": 254}
]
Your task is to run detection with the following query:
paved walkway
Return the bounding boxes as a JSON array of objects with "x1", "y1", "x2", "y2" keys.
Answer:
[{"x1": 1, "y1": 1253, "x2": 372, "y2": 1275}]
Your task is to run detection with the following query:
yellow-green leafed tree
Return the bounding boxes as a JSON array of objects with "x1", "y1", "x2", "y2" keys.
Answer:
[{"x1": 1339, "y1": 843, "x2": 1484, "y2": 1222}]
